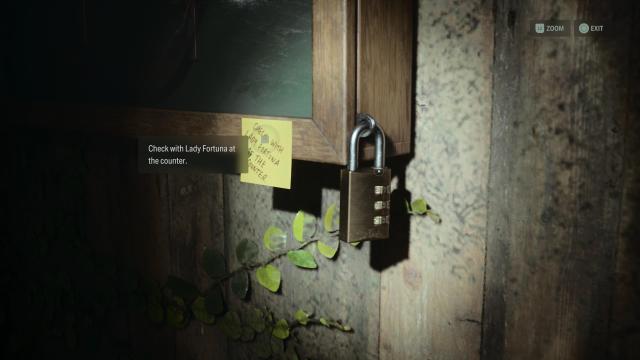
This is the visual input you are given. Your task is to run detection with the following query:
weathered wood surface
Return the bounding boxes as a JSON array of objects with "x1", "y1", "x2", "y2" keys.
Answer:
[
  {"x1": 378, "y1": 0, "x2": 494, "y2": 359},
  {"x1": 4, "y1": 134, "x2": 105, "y2": 358},
  {"x1": 83, "y1": 138, "x2": 228, "y2": 359},
  {"x1": 6, "y1": 0, "x2": 640, "y2": 359},
  {"x1": 483, "y1": 0, "x2": 635, "y2": 359},
  {"x1": 357, "y1": 0, "x2": 414, "y2": 159},
  {"x1": 19, "y1": 105, "x2": 340, "y2": 164},
  {"x1": 312, "y1": 0, "x2": 356, "y2": 162},
  {"x1": 609, "y1": 3, "x2": 640, "y2": 359},
  {"x1": 84, "y1": 137, "x2": 176, "y2": 359},
  {"x1": 169, "y1": 174, "x2": 227, "y2": 360}
]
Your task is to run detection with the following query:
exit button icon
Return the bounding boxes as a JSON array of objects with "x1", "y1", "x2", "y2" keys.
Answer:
[
  {"x1": 575, "y1": 21, "x2": 606, "y2": 36},
  {"x1": 578, "y1": 23, "x2": 590, "y2": 34}
]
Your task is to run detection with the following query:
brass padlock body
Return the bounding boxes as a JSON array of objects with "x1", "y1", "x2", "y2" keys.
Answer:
[{"x1": 339, "y1": 168, "x2": 391, "y2": 243}]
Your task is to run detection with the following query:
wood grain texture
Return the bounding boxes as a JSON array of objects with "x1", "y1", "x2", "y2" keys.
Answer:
[
  {"x1": 379, "y1": 1, "x2": 494, "y2": 359},
  {"x1": 84, "y1": 138, "x2": 177, "y2": 359},
  {"x1": 18, "y1": 103, "x2": 340, "y2": 163},
  {"x1": 83, "y1": 138, "x2": 228, "y2": 359},
  {"x1": 3, "y1": 135, "x2": 129, "y2": 358},
  {"x1": 224, "y1": 173, "x2": 379, "y2": 360},
  {"x1": 312, "y1": 0, "x2": 357, "y2": 163},
  {"x1": 10, "y1": 1, "x2": 640, "y2": 358},
  {"x1": 168, "y1": 174, "x2": 228, "y2": 360},
  {"x1": 609, "y1": 3, "x2": 640, "y2": 359},
  {"x1": 357, "y1": 0, "x2": 414, "y2": 159},
  {"x1": 483, "y1": 0, "x2": 634, "y2": 359}
]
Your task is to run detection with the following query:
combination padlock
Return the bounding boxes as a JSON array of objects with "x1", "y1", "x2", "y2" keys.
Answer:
[{"x1": 339, "y1": 114, "x2": 391, "y2": 243}]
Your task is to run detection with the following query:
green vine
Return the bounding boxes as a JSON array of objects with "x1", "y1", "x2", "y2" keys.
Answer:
[
  {"x1": 147, "y1": 198, "x2": 440, "y2": 359},
  {"x1": 406, "y1": 198, "x2": 442, "y2": 223},
  {"x1": 214, "y1": 236, "x2": 322, "y2": 285}
]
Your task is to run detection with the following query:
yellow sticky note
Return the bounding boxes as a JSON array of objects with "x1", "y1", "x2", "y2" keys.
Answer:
[{"x1": 240, "y1": 118, "x2": 292, "y2": 189}]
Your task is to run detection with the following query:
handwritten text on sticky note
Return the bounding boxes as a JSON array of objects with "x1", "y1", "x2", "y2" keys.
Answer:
[{"x1": 240, "y1": 118, "x2": 292, "y2": 189}]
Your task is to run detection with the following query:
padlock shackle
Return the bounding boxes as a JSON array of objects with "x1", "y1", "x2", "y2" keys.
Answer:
[
  {"x1": 348, "y1": 121, "x2": 371, "y2": 171},
  {"x1": 356, "y1": 113, "x2": 376, "y2": 138},
  {"x1": 348, "y1": 113, "x2": 386, "y2": 172},
  {"x1": 374, "y1": 124, "x2": 386, "y2": 171}
]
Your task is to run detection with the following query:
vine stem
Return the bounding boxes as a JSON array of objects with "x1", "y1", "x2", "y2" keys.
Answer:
[
  {"x1": 289, "y1": 318, "x2": 322, "y2": 330},
  {"x1": 210, "y1": 232, "x2": 338, "y2": 287},
  {"x1": 289, "y1": 318, "x2": 352, "y2": 332}
]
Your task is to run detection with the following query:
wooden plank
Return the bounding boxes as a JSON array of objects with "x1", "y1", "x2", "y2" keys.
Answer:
[
  {"x1": 168, "y1": 174, "x2": 228, "y2": 360},
  {"x1": 17, "y1": 103, "x2": 342, "y2": 164},
  {"x1": 123, "y1": 174, "x2": 177, "y2": 360},
  {"x1": 357, "y1": 0, "x2": 414, "y2": 159},
  {"x1": 483, "y1": 0, "x2": 633, "y2": 358},
  {"x1": 83, "y1": 138, "x2": 229, "y2": 359},
  {"x1": 224, "y1": 170, "x2": 379, "y2": 360},
  {"x1": 379, "y1": 0, "x2": 494, "y2": 358},
  {"x1": 609, "y1": 3, "x2": 640, "y2": 359},
  {"x1": 84, "y1": 136, "x2": 176, "y2": 359},
  {"x1": 4, "y1": 135, "x2": 119, "y2": 358},
  {"x1": 312, "y1": 0, "x2": 357, "y2": 164}
]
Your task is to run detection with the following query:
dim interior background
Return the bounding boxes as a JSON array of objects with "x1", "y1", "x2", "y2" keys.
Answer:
[{"x1": 3, "y1": 0, "x2": 640, "y2": 359}]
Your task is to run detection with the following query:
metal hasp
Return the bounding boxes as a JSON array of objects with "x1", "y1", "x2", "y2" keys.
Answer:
[{"x1": 340, "y1": 114, "x2": 391, "y2": 243}]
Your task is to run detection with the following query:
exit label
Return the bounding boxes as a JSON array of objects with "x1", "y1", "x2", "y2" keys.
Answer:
[{"x1": 575, "y1": 21, "x2": 608, "y2": 36}]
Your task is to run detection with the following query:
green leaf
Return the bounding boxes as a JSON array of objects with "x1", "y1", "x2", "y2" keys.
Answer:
[
  {"x1": 294, "y1": 309, "x2": 311, "y2": 325},
  {"x1": 263, "y1": 226, "x2": 287, "y2": 252},
  {"x1": 192, "y1": 296, "x2": 215, "y2": 325},
  {"x1": 272, "y1": 319, "x2": 289, "y2": 340},
  {"x1": 218, "y1": 311, "x2": 242, "y2": 340},
  {"x1": 323, "y1": 204, "x2": 338, "y2": 232},
  {"x1": 292, "y1": 211, "x2": 316, "y2": 242},
  {"x1": 286, "y1": 250, "x2": 317, "y2": 269},
  {"x1": 202, "y1": 248, "x2": 226, "y2": 278},
  {"x1": 256, "y1": 265, "x2": 281, "y2": 292},
  {"x1": 231, "y1": 271, "x2": 250, "y2": 299},
  {"x1": 166, "y1": 276, "x2": 199, "y2": 300},
  {"x1": 292, "y1": 211, "x2": 305, "y2": 242},
  {"x1": 236, "y1": 240, "x2": 259, "y2": 265},
  {"x1": 166, "y1": 302, "x2": 188, "y2": 328},
  {"x1": 205, "y1": 286, "x2": 225, "y2": 315},
  {"x1": 411, "y1": 198, "x2": 428, "y2": 215},
  {"x1": 317, "y1": 240, "x2": 338, "y2": 259},
  {"x1": 246, "y1": 307, "x2": 266, "y2": 333},
  {"x1": 240, "y1": 326, "x2": 256, "y2": 342},
  {"x1": 319, "y1": 317, "x2": 330, "y2": 328}
]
